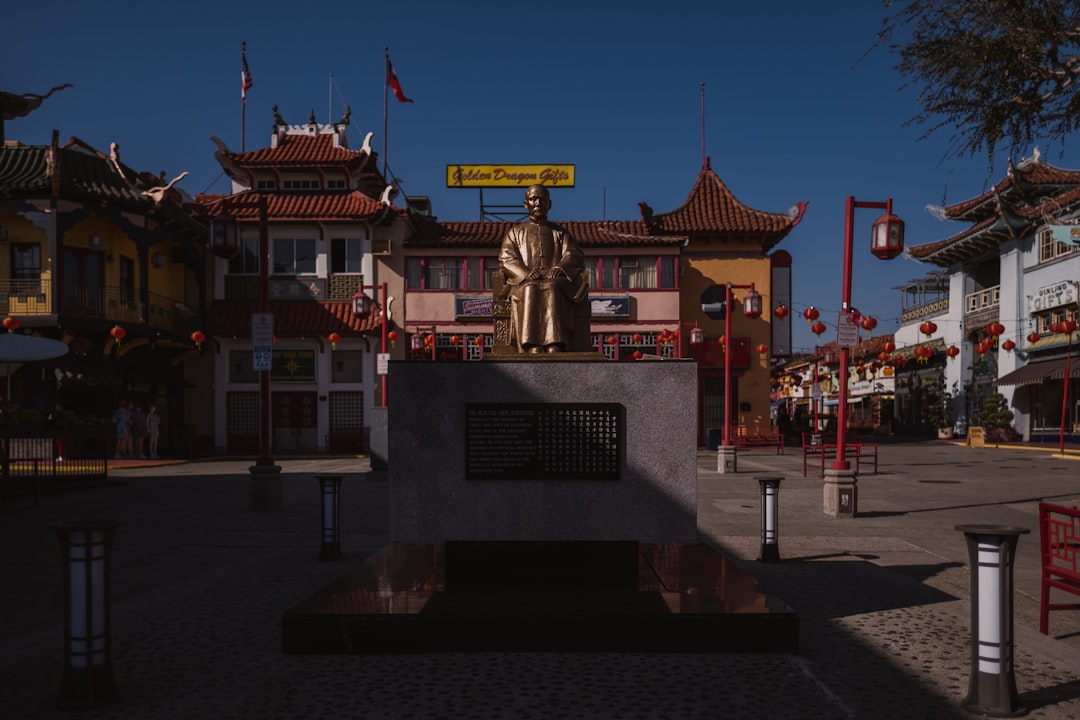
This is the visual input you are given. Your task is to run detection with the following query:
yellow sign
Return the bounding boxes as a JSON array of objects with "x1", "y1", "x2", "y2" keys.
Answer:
[
  {"x1": 447, "y1": 164, "x2": 575, "y2": 188},
  {"x1": 967, "y1": 426, "x2": 986, "y2": 448}
]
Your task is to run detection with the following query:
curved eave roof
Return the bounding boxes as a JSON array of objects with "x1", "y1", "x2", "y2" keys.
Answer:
[
  {"x1": 206, "y1": 300, "x2": 384, "y2": 337},
  {"x1": 197, "y1": 191, "x2": 390, "y2": 223},
  {"x1": 649, "y1": 165, "x2": 796, "y2": 250},
  {"x1": 404, "y1": 218, "x2": 687, "y2": 249},
  {"x1": 905, "y1": 215, "x2": 1021, "y2": 267},
  {"x1": 944, "y1": 160, "x2": 1080, "y2": 221},
  {"x1": 221, "y1": 134, "x2": 373, "y2": 170}
]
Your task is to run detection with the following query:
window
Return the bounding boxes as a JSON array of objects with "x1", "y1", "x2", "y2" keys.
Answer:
[
  {"x1": 1038, "y1": 227, "x2": 1079, "y2": 264},
  {"x1": 330, "y1": 238, "x2": 363, "y2": 274},
  {"x1": 119, "y1": 256, "x2": 135, "y2": 305},
  {"x1": 466, "y1": 258, "x2": 499, "y2": 289},
  {"x1": 255, "y1": 179, "x2": 277, "y2": 190},
  {"x1": 585, "y1": 256, "x2": 675, "y2": 289},
  {"x1": 405, "y1": 257, "x2": 463, "y2": 289},
  {"x1": 282, "y1": 179, "x2": 321, "y2": 190},
  {"x1": 1037, "y1": 307, "x2": 1079, "y2": 334},
  {"x1": 228, "y1": 236, "x2": 260, "y2": 274},
  {"x1": 11, "y1": 243, "x2": 40, "y2": 293},
  {"x1": 273, "y1": 238, "x2": 316, "y2": 275},
  {"x1": 326, "y1": 179, "x2": 347, "y2": 190}
]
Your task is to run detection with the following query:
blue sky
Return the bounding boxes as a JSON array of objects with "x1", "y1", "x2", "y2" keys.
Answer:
[{"x1": 6, "y1": 1, "x2": 1069, "y2": 352}]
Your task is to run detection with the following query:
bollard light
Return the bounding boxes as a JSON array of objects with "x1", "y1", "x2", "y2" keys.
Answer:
[
  {"x1": 955, "y1": 524, "x2": 1030, "y2": 717},
  {"x1": 51, "y1": 520, "x2": 120, "y2": 710},
  {"x1": 317, "y1": 475, "x2": 343, "y2": 561},
  {"x1": 757, "y1": 476, "x2": 783, "y2": 563}
]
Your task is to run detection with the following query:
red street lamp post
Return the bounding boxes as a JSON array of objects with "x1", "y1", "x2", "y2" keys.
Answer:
[
  {"x1": 831, "y1": 196, "x2": 904, "y2": 516},
  {"x1": 1052, "y1": 320, "x2": 1078, "y2": 454},
  {"x1": 210, "y1": 194, "x2": 281, "y2": 510},
  {"x1": 720, "y1": 284, "x2": 762, "y2": 465},
  {"x1": 352, "y1": 283, "x2": 389, "y2": 407}
]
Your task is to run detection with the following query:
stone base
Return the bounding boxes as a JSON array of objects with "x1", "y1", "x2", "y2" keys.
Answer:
[
  {"x1": 248, "y1": 464, "x2": 283, "y2": 511},
  {"x1": 388, "y1": 359, "x2": 699, "y2": 542},
  {"x1": 282, "y1": 541, "x2": 798, "y2": 653},
  {"x1": 823, "y1": 467, "x2": 857, "y2": 518},
  {"x1": 718, "y1": 445, "x2": 737, "y2": 474}
]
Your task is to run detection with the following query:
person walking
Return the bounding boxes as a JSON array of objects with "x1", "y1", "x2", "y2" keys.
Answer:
[
  {"x1": 111, "y1": 400, "x2": 132, "y2": 459},
  {"x1": 147, "y1": 403, "x2": 161, "y2": 459},
  {"x1": 130, "y1": 403, "x2": 147, "y2": 459}
]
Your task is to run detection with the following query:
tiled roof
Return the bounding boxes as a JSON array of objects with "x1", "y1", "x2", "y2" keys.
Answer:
[
  {"x1": 404, "y1": 217, "x2": 686, "y2": 249},
  {"x1": 198, "y1": 191, "x2": 390, "y2": 223},
  {"x1": 649, "y1": 162, "x2": 797, "y2": 248},
  {"x1": 223, "y1": 133, "x2": 371, "y2": 168},
  {"x1": 0, "y1": 139, "x2": 207, "y2": 235},
  {"x1": 205, "y1": 300, "x2": 385, "y2": 338},
  {"x1": 908, "y1": 160, "x2": 1080, "y2": 267}
]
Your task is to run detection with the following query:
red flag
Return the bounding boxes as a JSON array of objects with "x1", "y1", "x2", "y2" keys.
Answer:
[
  {"x1": 241, "y1": 44, "x2": 254, "y2": 102},
  {"x1": 387, "y1": 60, "x2": 413, "y2": 103}
]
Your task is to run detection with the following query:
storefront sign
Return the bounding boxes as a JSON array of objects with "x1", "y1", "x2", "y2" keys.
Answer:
[
  {"x1": 455, "y1": 294, "x2": 493, "y2": 318},
  {"x1": 271, "y1": 349, "x2": 315, "y2": 382},
  {"x1": 447, "y1": 164, "x2": 575, "y2": 188},
  {"x1": 590, "y1": 295, "x2": 630, "y2": 317},
  {"x1": 850, "y1": 377, "x2": 895, "y2": 396},
  {"x1": 1029, "y1": 280, "x2": 1077, "y2": 312}
]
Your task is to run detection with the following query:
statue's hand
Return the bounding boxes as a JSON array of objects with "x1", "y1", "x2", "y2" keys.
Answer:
[
  {"x1": 546, "y1": 267, "x2": 567, "y2": 280},
  {"x1": 525, "y1": 268, "x2": 544, "y2": 281}
]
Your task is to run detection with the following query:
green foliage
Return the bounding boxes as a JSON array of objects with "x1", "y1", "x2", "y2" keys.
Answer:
[
  {"x1": 875, "y1": 0, "x2": 1080, "y2": 164},
  {"x1": 971, "y1": 392, "x2": 1018, "y2": 442}
]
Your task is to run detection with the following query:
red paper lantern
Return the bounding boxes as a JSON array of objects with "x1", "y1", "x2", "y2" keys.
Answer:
[
  {"x1": 631, "y1": 333, "x2": 643, "y2": 344},
  {"x1": 632, "y1": 350, "x2": 643, "y2": 360},
  {"x1": 773, "y1": 304, "x2": 789, "y2": 320},
  {"x1": 859, "y1": 316, "x2": 877, "y2": 333},
  {"x1": 109, "y1": 325, "x2": 126, "y2": 345},
  {"x1": 810, "y1": 322, "x2": 826, "y2": 336},
  {"x1": 473, "y1": 336, "x2": 485, "y2": 347},
  {"x1": 1053, "y1": 320, "x2": 1078, "y2": 335},
  {"x1": 191, "y1": 330, "x2": 206, "y2": 350},
  {"x1": 717, "y1": 335, "x2": 726, "y2": 347},
  {"x1": 756, "y1": 343, "x2": 769, "y2": 355},
  {"x1": 882, "y1": 341, "x2": 896, "y2": 354},
  {"x1": 803, "y1": 306, "x2": 819, "y2": 323},
  {"x1": 387, "y1": 330, "x2": 399, "y2": 347},
  {"x1": 985, "y1": 322, "x2": 1005, "y2": 339},
  {"x1": 328, "y1": 332, "x2": 341, "y2": 349},
  {"x1": 1001, "y1": 339, "x2": 1016, "y2": 352},
  {"x1": 919, "y1": 321, "x2": 937, "y2": 337},
  {"x1": 605, "y1": 335, "x2": 618, "y2": 345},
  {"x1": 2, "y1": 316, "x2": 20, "y2": 332},
  {"x1": 1026, "y1": 332, "x2": 1040, "y2": 344},
  {"x1": 450, "y1": 335, "x2": 461, "y2": 346},
  {"x1": 946, "y1": 346, "x2": 959, "y2": 359},
  {"x1": 878, "y1": 351, "x2": 889, "y2": 362}
]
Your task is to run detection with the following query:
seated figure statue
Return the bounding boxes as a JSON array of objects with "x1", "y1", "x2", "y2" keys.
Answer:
[{"x1": 497, "y1": 184, "x2": 588, "y2": 353}]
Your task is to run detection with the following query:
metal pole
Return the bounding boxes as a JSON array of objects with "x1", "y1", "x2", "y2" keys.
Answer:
[
  {"x1": 380, "y1": 282, "x2": 388, "y2": 407},
  {"x1": 757, "y1": 476, "x2": 783, "y2": 563},
  {"x1": 317, "y1": 475, "x2": 343, "y2": 561},
  {"x1": 257, "y1": 195, "x2": 272, "y2": 468},
  {"x1": 835, "y1": 196, "x2": 856, "y2": 470},
  {"x1": 723, "y1": 283, "x2": 733, "y2": 447}
]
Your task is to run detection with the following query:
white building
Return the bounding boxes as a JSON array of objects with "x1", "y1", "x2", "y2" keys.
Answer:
[{"x1": 900, "y1": 154, "x2": 1080, "y2": 441}]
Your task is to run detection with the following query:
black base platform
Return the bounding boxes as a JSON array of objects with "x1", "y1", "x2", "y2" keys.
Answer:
[{"x1": 282, "y1": 541, "x2": 797, "y2": 653}]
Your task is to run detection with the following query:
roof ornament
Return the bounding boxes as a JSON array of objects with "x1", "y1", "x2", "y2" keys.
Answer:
[
  {"x1": 338, "y1": 105, "x2": 351, "y2": 125},
  {"x1": 142, "y1": 171, "x2": 189, "y2": 206},
  {"x1": 925, "y1": 204, "x2": 949, "y2": 221},
  {"x1": 638, "y1": 202, "x2": 654, "y2": 227},
  {"x1": 272, "y1": 105, "x2": 285, "y2": 127},
  {"x1": 108, "y1": 142, "x2": 128, "y2": 182}
]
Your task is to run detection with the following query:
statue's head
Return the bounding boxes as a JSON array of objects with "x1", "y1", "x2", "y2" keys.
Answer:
[{"x1": 524, "y1": 184, "x2": 551, "y2": 222}]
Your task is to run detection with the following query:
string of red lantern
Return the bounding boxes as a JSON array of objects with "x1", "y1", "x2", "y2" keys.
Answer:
[
  {"x1": 810, "y1": 321, "x2": 826, "y2": 337},
  {"x1": 387, "y1": 330, "x2": 399, "y2": 347},
  {"x1": 191, "y1": 330, "x2": 206, "y2": 350},
  {"x1": 803, "y1": 306, "x2": 819, "y2": 324},
  {"x1": 774, "y1": 304, "x2": 789, "y2": 320},
  {"x1": 328, "y1": 332, "x2": 341, "y2": 349},
  {"x1": 110, "y1": 325, "x2": 126, "y2": 346},
  {"x1": 2, "y1": 316, "x2": 20, "y2": 332}
]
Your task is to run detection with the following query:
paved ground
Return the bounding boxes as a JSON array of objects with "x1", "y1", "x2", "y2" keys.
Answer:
[{"x1": 0, "y1": 441, "x2": 1078, "y2": 719}]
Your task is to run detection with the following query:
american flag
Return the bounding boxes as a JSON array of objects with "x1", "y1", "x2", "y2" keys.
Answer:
[{"x1": 241, "y1": 43, "x2": 253, "y2": 102}]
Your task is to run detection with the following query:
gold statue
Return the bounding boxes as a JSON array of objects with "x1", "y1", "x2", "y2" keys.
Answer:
[{"x1": 498, "y1": 184, "x2": 587, "y2": 353}]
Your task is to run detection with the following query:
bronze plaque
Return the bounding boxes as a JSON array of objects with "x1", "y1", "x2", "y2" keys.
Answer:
[{"x1": 466, "y1": 403, "x2": 622, "y2": 480}]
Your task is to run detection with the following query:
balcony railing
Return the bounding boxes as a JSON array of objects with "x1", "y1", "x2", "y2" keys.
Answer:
[
  {"x1": 0, "y1": 279, "x2": 198, "y2": 335},
  {"x1": 965, "y1": 285, "x2": 1000, "y2": 313},
  {"x1": 901, "y1": 298, "x2": 949, "y2": 322}
]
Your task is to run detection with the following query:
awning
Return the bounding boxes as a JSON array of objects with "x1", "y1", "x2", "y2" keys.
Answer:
[
  {"x1": 994, "y1": 358, "x2": 1067, "y2": 386},
  {"x1": 1049, "y1": 359, "x2": 1080, "y2": 380}
]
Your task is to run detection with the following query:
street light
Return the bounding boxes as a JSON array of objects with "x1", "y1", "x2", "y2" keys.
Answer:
[
  {"x1": 829, "y1": 196, "x2": 904, "y2": 517},
  {"x1": 718, "y1": 283, "x2": 762, "y2": 474},
  {"x1": 352, "y1": 283, "x2": 389, "y2": 407},
  {"x1": 210, "y1": 193, "x2": 282, "y2": 510}
]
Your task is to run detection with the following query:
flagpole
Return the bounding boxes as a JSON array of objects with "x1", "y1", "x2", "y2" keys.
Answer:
[
  {"x1": 700, "y1": 81, "x2": 706, "y2": 170},
  {"x1": 383, "y1": 47, "x2": 390, "y2": 180},
  {"x1": 241, "y1": 44, "x2": 247, "y2": 152}
]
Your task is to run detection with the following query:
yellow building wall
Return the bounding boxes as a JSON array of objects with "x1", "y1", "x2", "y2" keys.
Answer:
[{"x1": 681, "y1": 253, "x2": 774, "y2": 426}]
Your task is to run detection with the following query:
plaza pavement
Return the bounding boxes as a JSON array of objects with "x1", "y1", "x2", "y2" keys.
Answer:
[{"x1": 0, "y1": 441, "x2": 1078, "y2": 719}]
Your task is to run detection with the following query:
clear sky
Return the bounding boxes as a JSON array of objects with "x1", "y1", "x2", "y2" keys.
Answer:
[{"x1": 6, "y1": 0, "x2": 1070, "y2": 353}]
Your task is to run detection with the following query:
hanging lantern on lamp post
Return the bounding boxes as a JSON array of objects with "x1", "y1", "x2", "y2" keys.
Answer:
[
  {"x1": 689, "y1": 323, "x2": 704, "y2": 347},
  {"x1": 870, "y1": 210, "x2": 905, "y2": 260},
  {"x1": 208, "y1": 205, "x2": 241, "y2": 259},
  {"x1": 742, "y1": 289, "x2": 763, "y2": 318}
]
